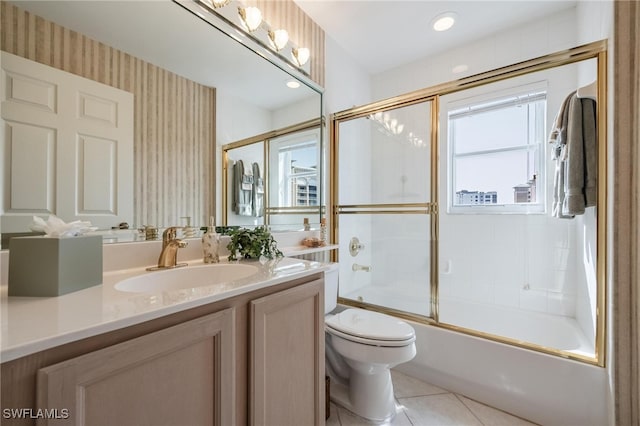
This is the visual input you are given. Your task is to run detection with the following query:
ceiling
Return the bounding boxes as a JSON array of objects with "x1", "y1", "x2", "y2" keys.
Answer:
[
  {"x1": 12, "y1": 0, "x2": 579, "y2": 103},
  {"x1": 294, "y1": 0, "x2": 578, "y2": 74}
]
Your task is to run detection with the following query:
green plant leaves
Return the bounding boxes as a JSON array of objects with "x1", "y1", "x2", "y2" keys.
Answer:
[{"x1": 226, "y1": 226, "x2": 283, "y2": 261}]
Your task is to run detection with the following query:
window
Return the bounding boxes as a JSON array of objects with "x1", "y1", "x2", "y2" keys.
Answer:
[
  {"x1": 268, "y1": 129, "x2": 320, "y2": 207},
  {"x1": 448, "y1": 87, "x2": 546, "y2": 213}
]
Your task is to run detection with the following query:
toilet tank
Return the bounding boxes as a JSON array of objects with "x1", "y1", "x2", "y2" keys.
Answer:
[{"x1": 324, "y1": 263, "x2": 340, "y2": 314}]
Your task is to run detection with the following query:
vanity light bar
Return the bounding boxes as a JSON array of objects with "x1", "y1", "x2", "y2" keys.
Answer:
[{"x1": 197, "y1": 0, "x2": 311, "y2": 70}]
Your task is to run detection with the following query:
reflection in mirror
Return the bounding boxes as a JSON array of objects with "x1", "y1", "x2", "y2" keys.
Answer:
[
  {"x1": 0, "y1": 0, "x2": 322, "y2": 247},
  {"x1": 224, "y1": 142, "x2": 265, "y2": 228},
  {"x1": 332, "y1": 42, "x2": 606, "y2": 364},
  {"x1": 268, "y1": 129, "x2": 320, "y2": 209},
  {"x1": 223, "y1": 119, "x2": 323, "y2": 231}
]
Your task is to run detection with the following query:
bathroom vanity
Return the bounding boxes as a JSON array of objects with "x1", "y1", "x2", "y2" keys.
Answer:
[{"x1": 1, "y1": 245, "x2": 327, "y2": 426}]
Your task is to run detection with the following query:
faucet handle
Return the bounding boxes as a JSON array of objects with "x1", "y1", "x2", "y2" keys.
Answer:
[{"x1": 162, "y1": 226, "x2": 180, "y2": 242}]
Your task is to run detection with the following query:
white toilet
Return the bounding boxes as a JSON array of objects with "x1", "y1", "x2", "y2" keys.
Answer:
[{"x1": 324, "y1": 264, "x2": 417, "y2": 423}]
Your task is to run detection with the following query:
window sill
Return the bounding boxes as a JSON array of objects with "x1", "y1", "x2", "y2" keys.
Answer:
[{"x1": 447, "y1": 204, "x2": 546, "y2": 215}]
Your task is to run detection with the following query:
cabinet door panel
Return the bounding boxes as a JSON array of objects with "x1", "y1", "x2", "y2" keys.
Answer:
[
  {"x1": 37, "y1": 308, "x2": 235, "y2": 426},
  {"x1": 250, "y1": 278, "x2": 325, "y2": 426}
]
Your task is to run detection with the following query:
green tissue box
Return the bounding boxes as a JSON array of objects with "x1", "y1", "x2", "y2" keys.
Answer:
[{"x1": 8, "y1": 235, "x2": 103, "y2": 297}]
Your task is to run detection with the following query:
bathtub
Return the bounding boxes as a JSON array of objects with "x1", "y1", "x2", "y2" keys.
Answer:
[
  {"x1": 343, "y1": 285, "x2": 608, "y2": 426},
  {"x1": 347, "y1": 284, "x2": 594, "y2": 357}
]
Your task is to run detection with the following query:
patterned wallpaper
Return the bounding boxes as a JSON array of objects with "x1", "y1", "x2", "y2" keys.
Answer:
[{"x1": 245, "y1": 0, "x2": 325, "y2": 86}]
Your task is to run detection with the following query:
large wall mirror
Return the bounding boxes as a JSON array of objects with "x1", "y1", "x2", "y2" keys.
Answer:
[
  {"x1": 0, "y1": 0, "x2": 323, "y2": 245},
  {"x1": 331, "y1": 41, "x2": 607, "y2": 365}
]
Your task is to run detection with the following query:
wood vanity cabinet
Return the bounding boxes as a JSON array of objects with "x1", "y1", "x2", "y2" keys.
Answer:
[
  {"x1": 250, "y1": 278, "x2": 325, "y2": 426},
  {"x1": 38, "y1": 309, "x2": 236, "y2": 426},
  {"x1": 1, "y1": 273, "x2": 325, "y2": 426}
]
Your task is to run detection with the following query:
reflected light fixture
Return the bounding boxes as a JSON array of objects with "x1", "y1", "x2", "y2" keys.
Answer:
[
  {"x1": 238, "y1": 6, "x2": 262, "y2": 32},
  {"x1": 291, "y1": 47, "x2": 310, "y2": 67},
  {"x1": 268, "y1": 29, "x2": 289, "y2": 51},
  {"x1": 432, "y1": 12, "x2": 457, "y2": 32},
  {"x1": 286, "y1": 80, "x2": 301, "y2": 89},
  {"x1": 209, "y1": 0, "x2": 230, "y2": 8}
]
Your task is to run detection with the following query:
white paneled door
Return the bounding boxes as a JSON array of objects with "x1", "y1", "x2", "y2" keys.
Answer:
[{"x1": 1, "y1": 52, "x2": 133, "y2": 232}]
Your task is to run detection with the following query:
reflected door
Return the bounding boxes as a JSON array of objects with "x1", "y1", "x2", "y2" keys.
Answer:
[
  {"x1": 1, "y1": 52, "x2": 134, "y2": 232},
  {"x1": 333, "y1": 100, "x2": 435, "y2": 318}
]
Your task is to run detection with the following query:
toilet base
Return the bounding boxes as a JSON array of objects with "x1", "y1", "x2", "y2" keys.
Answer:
[{"x1": 328, "y1": 369, "x2": 398, "y2": 424}]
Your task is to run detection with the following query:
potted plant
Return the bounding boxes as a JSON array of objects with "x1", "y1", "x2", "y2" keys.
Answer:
[{"x1": 226, "y1": 226, "x2": 283, "y2": 261}]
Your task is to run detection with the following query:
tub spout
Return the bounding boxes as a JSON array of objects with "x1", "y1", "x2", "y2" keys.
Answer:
[{"x1": 352, "y1": 263, "x2": 371, "y2": 272}]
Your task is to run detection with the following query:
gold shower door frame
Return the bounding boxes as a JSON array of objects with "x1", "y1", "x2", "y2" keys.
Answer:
[
  {"x1": 330, "y1": 97, "x2": 440, "y2": 324},
  {"x1": 329, "y1": 40, "x2": 608, "y2": 366}
]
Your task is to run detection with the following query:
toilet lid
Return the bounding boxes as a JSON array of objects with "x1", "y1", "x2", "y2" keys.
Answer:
[{"x1": 325, "y1": 308, "x2": 415, "y2": 342}]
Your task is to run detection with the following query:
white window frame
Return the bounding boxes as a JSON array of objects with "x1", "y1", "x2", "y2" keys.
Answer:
[
  {"x1": 445, "y1": 82, "x2": 548, "y2": 214},
  {"x1": 268, "y1": 128, "x2": 321, "y2": 208}
]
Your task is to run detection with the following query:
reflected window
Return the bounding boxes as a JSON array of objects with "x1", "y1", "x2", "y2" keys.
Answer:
[
  {"x1": 269, "y1": 129, "x2": 320, "y2": 207},
  {"x1": 448, "y1": 86, "x2": 547, "y2": 213}
]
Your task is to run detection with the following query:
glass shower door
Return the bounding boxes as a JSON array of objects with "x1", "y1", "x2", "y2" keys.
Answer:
[{"x1": 333, "y1": 100, "x2": 435, "y2": 319}]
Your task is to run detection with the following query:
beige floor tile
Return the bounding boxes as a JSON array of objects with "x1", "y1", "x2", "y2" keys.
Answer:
[
  {"x1": 327, "y1": 402, "x2": 341, "y2": 426},
  {"x1": 398, "y1": 393, "x2": 484, "y2": 426},
  {"x1": 456, "y1": 395, "x2": 539, "y2": 426},
  {"x1": 328, "y1": 372, "x2": 538, "y2": 426},
  {"x1": 334, "y1": 403, "x2": 413, "y2": 426},
  {"x1": 391, "y1": 369, "x2": 449, "y2": 398}
]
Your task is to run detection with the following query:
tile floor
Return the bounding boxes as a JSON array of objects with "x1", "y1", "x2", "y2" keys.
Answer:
[{"x1": 326, "y1": 370, "x2": 539, "y2": 426}]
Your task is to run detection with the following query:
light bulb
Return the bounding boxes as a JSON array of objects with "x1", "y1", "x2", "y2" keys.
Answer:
[
  {"x1": 291, "y1": 47, "x2": 310, "y2": 67},
  {"x1": 268, "y1": 29, "x2": 289, "y2": 51},
  {"x1": 238, "y1": 7, "x2": 262, "y2": 32}
]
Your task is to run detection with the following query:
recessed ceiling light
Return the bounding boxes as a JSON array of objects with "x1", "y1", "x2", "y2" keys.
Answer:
[
  {"x1": 286, "y1": 80, "x2": 301, "y2": 89},
  {"x1": 432, "y1": 12, "x2": 457, "y2": 32}
]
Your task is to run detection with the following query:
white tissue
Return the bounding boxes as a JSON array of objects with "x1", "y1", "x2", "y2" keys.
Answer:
[{"x1": 30, "y1": 215, "x2": 98, "y2": 238}]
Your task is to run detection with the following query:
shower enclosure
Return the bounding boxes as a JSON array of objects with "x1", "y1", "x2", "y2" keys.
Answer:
[
  {"x1": 333, "y1": 100, "x2": 435, "y2": 320},
  {"x1": 331, "y1": 41, "x2": 607, "y2": 365}
]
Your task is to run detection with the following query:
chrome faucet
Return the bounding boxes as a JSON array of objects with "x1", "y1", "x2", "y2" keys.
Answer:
[
  {"x1": 352, "y1": 263, "x2": 371, "y2": 272},
  {"x1": 147, "y1": 227, "x2": 188, "y2": 271}
]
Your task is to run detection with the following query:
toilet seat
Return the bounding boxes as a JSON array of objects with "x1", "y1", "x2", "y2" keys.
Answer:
[
  {"x1": 326, "y1": 308, "x2": 416, "y2": 347},
  {"x1": 326, "y1": 326, "x2": 416, "y2": 347}
]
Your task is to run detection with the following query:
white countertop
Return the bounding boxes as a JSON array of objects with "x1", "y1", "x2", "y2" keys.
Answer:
[{"x1": 0, "y1": 255, "x2": 329, "y2": 363}]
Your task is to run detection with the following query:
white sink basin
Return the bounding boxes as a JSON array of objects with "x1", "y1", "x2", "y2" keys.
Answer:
[{"x1": 115, "y1": 263, "x2": 260, "y2": 293}]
